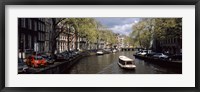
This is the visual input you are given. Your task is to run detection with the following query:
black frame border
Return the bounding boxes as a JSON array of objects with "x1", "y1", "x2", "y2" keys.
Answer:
[{"x1": 0, "y1": 0, "x2": 199, "y2": 92}]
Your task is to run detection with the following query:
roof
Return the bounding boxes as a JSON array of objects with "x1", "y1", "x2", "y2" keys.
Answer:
[{"x1": 119, "y1": 56, "x2": 134, "y2": 61}]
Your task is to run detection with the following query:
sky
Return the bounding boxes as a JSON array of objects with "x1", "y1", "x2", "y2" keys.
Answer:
[{"x1": 95, "y1": 18, "x2": 140, "y2": 36}]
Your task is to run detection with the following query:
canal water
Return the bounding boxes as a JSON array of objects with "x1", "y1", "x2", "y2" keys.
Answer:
[{"x1": 66, "y1": 51, "x2": 181, "y2": 74}]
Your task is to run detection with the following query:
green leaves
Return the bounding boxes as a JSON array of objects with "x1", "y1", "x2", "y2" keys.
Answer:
[
  {"x1": 131, "y1": 18, "x2": 182, "y2": 49},
  {"x1": 58, "y1": 18, "x2": 118, "y2": 45}
]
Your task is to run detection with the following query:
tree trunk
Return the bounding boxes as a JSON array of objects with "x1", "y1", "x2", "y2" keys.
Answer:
[
  {"x1": 75, "y1": 31, "x2": 78, "y2": 50},
  {"x1": 51, "y1": 18, "x2": 57, "y2": 55}
]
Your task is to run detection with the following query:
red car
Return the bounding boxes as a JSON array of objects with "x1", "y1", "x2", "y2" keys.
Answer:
[{"x1": 30, "y1": 56, "x2": 47, "y2": 68}]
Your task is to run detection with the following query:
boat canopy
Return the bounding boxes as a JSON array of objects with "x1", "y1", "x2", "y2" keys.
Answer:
[{"x1": 119, "y1": 56, "x2": 134, "y2": 61}]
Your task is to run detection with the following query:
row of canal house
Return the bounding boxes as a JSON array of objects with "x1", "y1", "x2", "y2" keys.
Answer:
[
  {"x1": 18, "y1": 18, "x2": 134, "y2": 59},
  {"x1": 151, "y1": 32, "x2": 182, "y2": 55},
  {"x1": 18, "y1": 18, "x2": 50, "y2": 58},
  {"x1": 18, "y1": 18, "x2": 87, "y2": 59},
  {"x1": 153, "y1": 37, "x2": 182, "y2": 55},
  {"x1": 55, "y1": 20, "x2": 89, "y2": 53},
  {"x1": 97, "y1": 33, "x2": 130, "y2": 50}
]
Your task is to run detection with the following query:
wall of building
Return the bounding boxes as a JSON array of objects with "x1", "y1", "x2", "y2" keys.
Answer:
[{"x1": 18, "y1": 18, "x2": 53, "y2": 58}]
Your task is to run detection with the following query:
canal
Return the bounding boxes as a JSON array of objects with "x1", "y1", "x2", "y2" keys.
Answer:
[{"x1": 65, "y1": 51, "x2": 181, "y2": 74}]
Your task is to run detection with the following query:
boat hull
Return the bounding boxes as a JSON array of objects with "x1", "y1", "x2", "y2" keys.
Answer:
[
  {"x1": 96, "y1": 53, "x2": 103, "y2": 55},
  {"x1": 118, "y1": 62, "x2": 136, "y2": 69}
]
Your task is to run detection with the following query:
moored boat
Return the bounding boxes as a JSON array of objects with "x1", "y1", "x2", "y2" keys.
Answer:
[
  {"x1": 118, "y1": 56, "x2": 136, "y2": 69},
  {"x1": 96, "y1": 50, "x2": 104, "y2": 55},
  {"x1": 112, "y1": 49, "x2": 117, "y2": 53}
]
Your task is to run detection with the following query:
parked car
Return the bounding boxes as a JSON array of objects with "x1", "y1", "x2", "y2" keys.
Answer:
[
  {"x1": 63, "y1": 52, "x2": 70, "y2": 60},
  {"x1": 70, "y1": 51, "x2": 78, "y2": 58},
  {"x1": 168, "y1": 54, "x2": 182, "y2": 61},
  {"x1": 42, "y1": 55, "x2": 55, "y2": 64},
  {"x1": 153, "y1": 53, "x2": 169, "y2": 59},
  {"x1": 26, "y1": 55, "x2": 34, "y2": 66},
  {"x1": 22, "y1": 49, "x2": 34, "y2": 63},
  {"x1": 74, "y1": 50, "x2": 81, "y2": 55},
  {"x1": 31, "y1": 56, "x2": 47, "y2": 68},
  {"x1": 56, "y1": 54, "x2": 64, "y2": 60},
  {"x1": 18, "y1": 58, "x2": 29, "y2": 73},
  {"x1": 67, "y1": 51, "x2": 72, "y2": 58},
  {"x1": 137, "y1": 50, "x2": 147, "y2": 56},
  {"x1": 145, "y1": 52, "x2": 157, "y2": 57}
]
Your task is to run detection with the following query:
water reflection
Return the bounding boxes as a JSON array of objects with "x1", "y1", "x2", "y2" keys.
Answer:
[{"x1": 66, "y1": 51, "x2": 181, "y2": 74}]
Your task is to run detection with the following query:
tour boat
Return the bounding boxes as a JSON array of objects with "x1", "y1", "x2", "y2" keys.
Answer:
[{"x1": 118, "y1": 56, "x2": 136, "y2": 69}]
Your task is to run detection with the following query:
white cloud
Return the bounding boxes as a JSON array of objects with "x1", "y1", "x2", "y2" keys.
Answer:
[
  {"x1": 109, "y1": 23, "x2": 135, "y2": 36},
  {"x1": 134, "y1": 20, "x2": 138, "y2": 23},
  {"x1": 95, "y1": 18, "x2": 141, "y2": 36}
]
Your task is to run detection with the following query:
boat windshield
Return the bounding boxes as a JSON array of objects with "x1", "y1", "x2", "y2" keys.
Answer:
[{"x1": 126, "y1": 61, "x2": 133, "y2": 65}]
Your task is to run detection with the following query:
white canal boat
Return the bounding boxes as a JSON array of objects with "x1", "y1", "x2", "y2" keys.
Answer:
[
  {"x1": 112, "y1": 49, "x2": 117, "y2": 53},
  {"x1": 118, "y1": 56, "x2": 136, "y2": 69},
  {"x1": 96, "y1": 50, "x2": 104, "y2": 55}
]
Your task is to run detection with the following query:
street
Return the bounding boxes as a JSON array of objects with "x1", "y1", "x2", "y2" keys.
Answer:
[{"x1": 65, "y1": 51, "x2": 181, "y2": 74}]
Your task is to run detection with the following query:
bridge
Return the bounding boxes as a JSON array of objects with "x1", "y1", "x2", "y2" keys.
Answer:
[{"x1": 120, "y1": 48, "x2": 135, "y2": 51}]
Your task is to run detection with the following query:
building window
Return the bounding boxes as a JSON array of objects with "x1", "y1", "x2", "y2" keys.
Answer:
[
  {"x1": 45, "y1": 33, "x2": 47, "y2": 40},
  {"x1": 34, "y1": 36, "x2": 37, "y2": 52},
  {"x1": 174, "y1": 38, "x2": 176, "y2": 43},
  {"x1": 47, "y1": 33, "x2": 49, "y2": 40},
  {"x1": 34, "y1": 21, "x2": 37, "y2": 31},
  {"x1": 38, "y1": 22, "x2": 40, "y2": 31},
  {"x1": 20, "y1": 33, "x2": 25, "y2": 50},
  {"x1": 40, "y1": 23, "x2": 42, "y2": 31},
  {"x1": 46, "y1": 26, "x2": 48, "y2": 32},
  {"x1": 34, "y1": 36, "x2": 37, "y2": 43},
  {"x1": 43, "y1": 24, "x2": 45, "y2": 31},
  {"x1": 42, "y1": 24, "x2": 44, "y2": 31},
  {"x1": 40, "y1": 23, "x2": 41, "y2": 31},
  {"x1": 41, "y1": 33, "x2": 43, "y2": 41},
  {"x1": 28, "y1": 19, "x2": 32, "y2": 29},
  {"x1": 40, "y1": 24, "x2": 42, "y2": 31},
  {"x1": 42, "y1": 24, "x2": 43, "y2": 31},
  {"x1": 21, "y1": 18, "x2": 26, "y2": 28},
  {"x1": 28, "y1": 35, "x2": 32, "y2": 49},
  {"x1": 38, "y1": 33, "x2": 40, "y2": 41},
  {"x1": 43, "y1": 34, "x2": 45, "y2": 41}
]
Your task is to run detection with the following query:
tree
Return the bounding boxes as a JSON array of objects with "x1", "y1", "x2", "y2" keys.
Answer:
[
  {"x1": 131, "y1": 20, "x2": 148, "y2": 48},
  {"x1": 131, "y1": 18, "x2": 182, "y2": 49},
  {"x1": 71, "y1": 18, "x2": 99, "y2": 49},
  {"x1": 124, "y1": 36, "x2": 134, "y2": 48},
  {"x1": 51, "y1": 18, "x2": 66, "y2": 55},
  {"x1": 50, "y1": 18, "x2": 122, "y2": 52}
]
